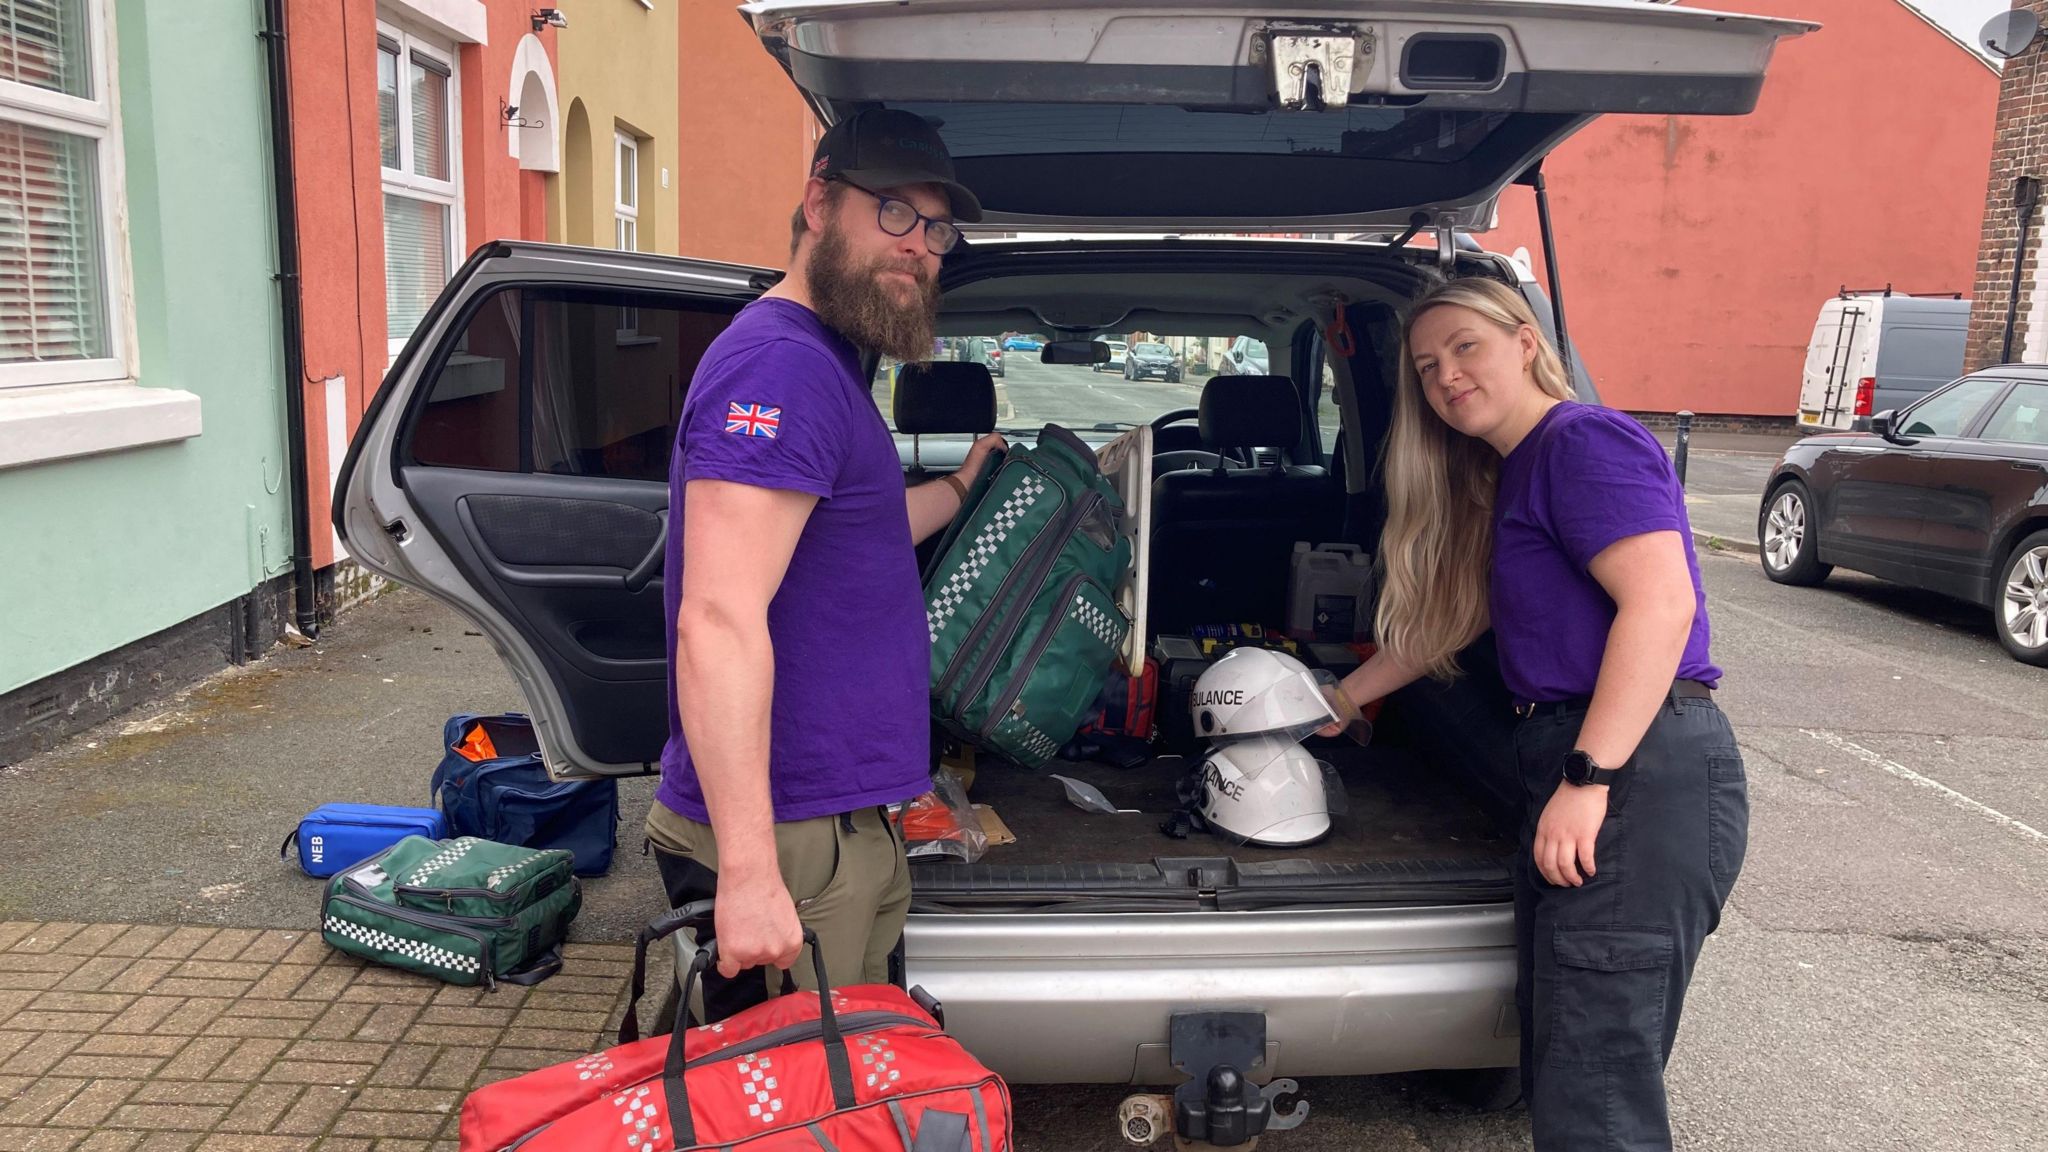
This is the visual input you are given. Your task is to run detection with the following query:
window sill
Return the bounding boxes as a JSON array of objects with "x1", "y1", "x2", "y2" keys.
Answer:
[{"x1": 0, "y1": 381, "x2": 203, "y2": 471}]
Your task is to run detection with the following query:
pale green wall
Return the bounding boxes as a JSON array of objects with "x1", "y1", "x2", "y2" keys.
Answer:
[{"x1": 0, "y1": 0, "x2": 293, "y2": 695}]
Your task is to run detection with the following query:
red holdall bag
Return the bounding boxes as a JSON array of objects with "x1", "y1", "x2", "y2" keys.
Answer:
[
  {"x1": 459, "y1": 901, "x2": 1011, "y2": 1152},
  {"x1": 1080, "y1": 658, "x2": 1159, "y2": 740}
]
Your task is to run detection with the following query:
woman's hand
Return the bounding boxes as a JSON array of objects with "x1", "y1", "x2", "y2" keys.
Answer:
[{"x1": 1533, "y1": 783, "x2": 1609, "y2": 887}]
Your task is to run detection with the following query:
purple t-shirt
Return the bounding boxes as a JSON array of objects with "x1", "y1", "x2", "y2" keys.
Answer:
[
  {"x1": 1490, "y1": 402, "x2": 1721, "y2": 705},
  {"x1": 656, "y1": 298, "x2": 930, "y2": 824}
]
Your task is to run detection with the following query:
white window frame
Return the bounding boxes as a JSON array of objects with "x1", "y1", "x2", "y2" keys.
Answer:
[
  {"x1": 614, "y1": 130, "x2": 639, "y2": 337},
  {"x1": 614, "y1": 130, "x2": 638, "y2": 252},
  {"x1": 0, "y1": 0, "x2": 134, "y2": 391},
  {"x1": 377, "y1": 17, "x2": 464, "y2": 359}
]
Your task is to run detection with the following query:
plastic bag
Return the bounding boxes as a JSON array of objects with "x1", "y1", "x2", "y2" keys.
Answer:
[{"x1": 892, "y1": 768, "x2": 990, "y2": 863}]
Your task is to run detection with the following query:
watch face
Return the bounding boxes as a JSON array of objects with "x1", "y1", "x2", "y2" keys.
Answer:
[{"x1": 1562, "y1": 751, "x2": 1595, "y2": 785}]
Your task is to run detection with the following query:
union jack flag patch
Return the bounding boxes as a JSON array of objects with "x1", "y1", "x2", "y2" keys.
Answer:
[{"x1": 725, "y1": 402, "x2": 782, "y2": 439}]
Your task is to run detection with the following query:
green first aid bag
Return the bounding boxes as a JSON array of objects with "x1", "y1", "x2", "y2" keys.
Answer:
[
  {"x1": 925, "y1": 424, "x2": 1134, "y2": 769},
  {"x1": 320, "y1": 835, "x2": 581, "y2": 988}
]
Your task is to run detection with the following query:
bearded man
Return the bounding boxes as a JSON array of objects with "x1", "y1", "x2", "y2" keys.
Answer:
[{"x1": 648, "y1": 109, "x2": 1003, "y2": 1022}]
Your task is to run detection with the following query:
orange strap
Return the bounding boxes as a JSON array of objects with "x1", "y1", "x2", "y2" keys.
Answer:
[{"x1": 1323, "y1": 297, "x2": 1358, "y2": 359}]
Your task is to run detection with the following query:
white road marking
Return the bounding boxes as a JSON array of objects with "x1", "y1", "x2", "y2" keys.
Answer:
[{"x1": 1801, "y1": 728, "x2": 2048, "y2": 846}]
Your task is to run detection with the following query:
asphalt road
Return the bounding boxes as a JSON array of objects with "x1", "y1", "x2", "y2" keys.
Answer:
[
  {"x1": 5, "y1": 536, "x2": 2045, "y2": 1149},
  {"x1": 989, "y1": 354, "x2": 1208, "y2": 435}
]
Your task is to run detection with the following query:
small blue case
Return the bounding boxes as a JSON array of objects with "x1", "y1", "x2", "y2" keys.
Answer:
[{"x1": 281, "y1": 803, "x2": 448, "y2": 877}]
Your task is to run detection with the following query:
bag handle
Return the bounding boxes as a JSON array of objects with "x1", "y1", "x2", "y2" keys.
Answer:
[
  {"x1": 664, "y1": 930, "x2": 855, "y2": 1146},
  {"x1": 619, "y1": 902, "x2": 857, "y2": 1148}
]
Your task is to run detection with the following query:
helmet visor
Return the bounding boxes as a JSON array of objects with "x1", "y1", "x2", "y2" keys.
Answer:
[{"x1": 1206, "y1": 666, "x2": 1341, "y2": 746}]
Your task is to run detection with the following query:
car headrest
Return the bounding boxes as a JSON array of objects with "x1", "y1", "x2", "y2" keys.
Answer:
[
  {"x1": 893, "y1": 362, "x2": 997, "y2": 436},
  {"x1": 1198, "y1": 375, "x2": 1303, "y2": 450}
]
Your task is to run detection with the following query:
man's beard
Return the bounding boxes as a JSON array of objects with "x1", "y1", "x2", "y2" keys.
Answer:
[{"x1": 806, "y1": 223, "x2": 940, "y2": 362}]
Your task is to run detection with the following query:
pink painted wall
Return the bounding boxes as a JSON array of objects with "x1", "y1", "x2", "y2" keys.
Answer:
[{"x1": 1489, "y1": 0, "x2": 1995, "y2": 416}]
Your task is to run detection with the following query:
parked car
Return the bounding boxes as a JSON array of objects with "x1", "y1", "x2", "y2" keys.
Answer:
[
  {"x1": 1215, "y1": 334, "x2": 1270, "y2": 376},
  {"x1": 1795, "y1": 290, "x2": 1968, "y2": 432},
  {"x1": 1000, "y1": 333, "x2": 1043, "y2": 352},
  {"x1": 1125, "y1": 342, "x2": 1181, "y2": 382},
  {"x1": 334, "y1": 0, "x2": 1808, "y2": 1139},
  {"x1": 1761, "y1": 366, "x2": 2048, "y2": 665},
  {"x1": 959, "y1": 335, "x2": 1004, "y2": 378},
  {"x1": 1091, "y1": 339, "x2": 1129, "y2": 373}
]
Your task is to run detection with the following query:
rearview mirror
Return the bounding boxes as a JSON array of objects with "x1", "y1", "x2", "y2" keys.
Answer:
[
  {"x1": 1870, "y1": 409, "x2": 1899, "y2": 441},
  {"x1": 1042, "y1": 340, "x2": 1110, "y2": 365}
]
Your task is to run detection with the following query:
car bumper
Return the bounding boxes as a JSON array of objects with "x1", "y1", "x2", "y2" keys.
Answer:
[{"x1": 902, "y1": 905, "x2": 1517, "y2": 1085}]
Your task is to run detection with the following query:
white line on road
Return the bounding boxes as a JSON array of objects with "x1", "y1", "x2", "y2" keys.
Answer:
[{"x1": 1800, "y1": 728, "x2": 2048, "y2": 846}]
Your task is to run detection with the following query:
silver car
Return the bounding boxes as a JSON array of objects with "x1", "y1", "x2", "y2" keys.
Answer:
[{"x1": 336, "y1": 1, "x2": 1809, "y2": 1142}]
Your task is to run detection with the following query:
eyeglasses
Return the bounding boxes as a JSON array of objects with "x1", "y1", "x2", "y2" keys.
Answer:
[{"x1": 834, "y1": 177, "x2": 961, "y2": 256}]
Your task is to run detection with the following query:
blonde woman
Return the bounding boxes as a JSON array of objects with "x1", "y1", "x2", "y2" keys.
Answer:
[{"x1": 1328, "y1": 278, "x2": 1747, "y2": 1150}]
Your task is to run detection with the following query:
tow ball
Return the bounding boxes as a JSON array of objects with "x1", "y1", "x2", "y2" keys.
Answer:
[{"x1": 1116, "y1": 1013, "x2": 1308, "y2": 1149}]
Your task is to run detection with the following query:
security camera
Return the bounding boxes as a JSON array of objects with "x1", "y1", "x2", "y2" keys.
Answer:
[{"x1": 532, "y1": 8, "x2": 567, "y2": 32}]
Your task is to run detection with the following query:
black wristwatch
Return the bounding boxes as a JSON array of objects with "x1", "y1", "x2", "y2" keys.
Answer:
[{"x1": 1561, "y1": 750, "x2": 1622, "y2": 788}]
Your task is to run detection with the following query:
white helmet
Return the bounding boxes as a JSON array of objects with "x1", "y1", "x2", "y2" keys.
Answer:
[
  {"x1": 1190, "y1": 648, "x2": 1339, "y2": 746},
  {"x1": 1196, "y1": 738, "x2": 1343, "y2": 847}
]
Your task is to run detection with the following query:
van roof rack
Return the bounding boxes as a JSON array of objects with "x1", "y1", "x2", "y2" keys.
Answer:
[{"x1": 1838, "y1": 284, "x2": 1964, "y2": 300}]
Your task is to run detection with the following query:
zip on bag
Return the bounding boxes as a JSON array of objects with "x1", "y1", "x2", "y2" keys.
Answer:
[
  {"x1": 932, "y1": 452, "x2": 1071, "y2": 700},
  {"x1": 948, "y1": 489, "x2": 1107, "y2": 728},
  {"x1": 977, "y1": 572, "x2": 1113, "y2": 741},
  {"x1": 325, "y1": 890, "x2": 503, "y2": 988}
]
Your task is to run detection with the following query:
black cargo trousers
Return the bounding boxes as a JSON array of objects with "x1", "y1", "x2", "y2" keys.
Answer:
[{"x1": 1512, "y1": 693, "x2": 1750, "y2": 1151}]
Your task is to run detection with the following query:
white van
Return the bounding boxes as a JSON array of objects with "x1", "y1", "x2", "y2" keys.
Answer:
[{"x1": 1796, "y1": 290, "x2": 1969, "y2": 431}]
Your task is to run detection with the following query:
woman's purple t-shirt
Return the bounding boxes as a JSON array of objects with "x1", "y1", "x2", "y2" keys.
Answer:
[
  {"x1": 1489, "y1": 402, "x2": 1721, "y2": 706},
  {"x1": 656, "y1": 298, "x2": 931, "y2": 824}
]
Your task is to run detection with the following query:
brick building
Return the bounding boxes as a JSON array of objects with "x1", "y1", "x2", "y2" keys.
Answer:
[{"x1": 1969, "y1": 0, "x2": 2048, "y2": 369}]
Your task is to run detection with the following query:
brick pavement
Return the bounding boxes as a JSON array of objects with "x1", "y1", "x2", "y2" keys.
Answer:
[{"x1": 0, "y1": 921, "x2": 639, "y2": 1151}]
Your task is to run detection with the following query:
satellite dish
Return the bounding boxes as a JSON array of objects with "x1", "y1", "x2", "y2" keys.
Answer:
[{"x1": 1981, "y1": 9, "x2": 2040, "y2": 60}]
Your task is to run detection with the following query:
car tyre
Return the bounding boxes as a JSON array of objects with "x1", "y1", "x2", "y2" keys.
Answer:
[
  {"x1": 1995, "y1": 529, "x2": 2048, "y2": 667},
  {"x1": 1759, "y1": 480, "x2": 1829, "y2": 586}
]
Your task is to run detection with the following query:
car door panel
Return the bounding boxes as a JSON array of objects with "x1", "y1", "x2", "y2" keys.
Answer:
[
  {"x1": 337, "y1": 245, "x2": 766, "y2": 779},
  {"x1": 1923, "y1": 381, "x2": 2048, "y2": 605},
  {"x1": 1814, "y1": 441, "x2": 1924, "y2": 583}
]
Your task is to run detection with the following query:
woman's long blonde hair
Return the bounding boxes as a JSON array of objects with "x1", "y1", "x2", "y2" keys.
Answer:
[{"x1": 1375, "y1": 277, "x2": 1576, "y2": 679}]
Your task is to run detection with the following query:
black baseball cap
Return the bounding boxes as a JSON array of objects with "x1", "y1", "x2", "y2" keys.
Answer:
[{"x1": 810, "y1": 108, "x2": 983, "y2": 223}]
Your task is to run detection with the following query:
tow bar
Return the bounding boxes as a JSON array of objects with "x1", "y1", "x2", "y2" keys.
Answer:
[{"x1": 1117, "y1": 1013, "x2": 1308, "y2": 1149}]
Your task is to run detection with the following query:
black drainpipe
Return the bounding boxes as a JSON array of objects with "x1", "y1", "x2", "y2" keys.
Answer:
[
  {"x1": 258, "y1": 0, "x2": 321, "y2": 640},
  {"x1": 2003, "y1": 175, "x2": 2041, "y2": 366}
]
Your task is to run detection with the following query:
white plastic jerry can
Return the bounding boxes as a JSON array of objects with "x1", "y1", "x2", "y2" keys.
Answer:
[{"x1": 1287, "y1": 542, "x2": 1376, "y2": 643}]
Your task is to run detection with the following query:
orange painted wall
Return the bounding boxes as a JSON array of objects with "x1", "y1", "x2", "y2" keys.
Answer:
[
  {"x1": 678, "y1": 6, "x2": 814, "y2": 269},
  {"x1": 287, "y1": 1, "x2": 556, "y2": 568},
  {"x1": 1489, "y1": 0, "x2": 1996, "y2": 417}
]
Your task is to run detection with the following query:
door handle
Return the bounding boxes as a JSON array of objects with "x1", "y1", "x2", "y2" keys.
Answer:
[
  {"x1": 623, "y1": 508, "x2": 669, "y2": 594},
  {"x1": 2013, "y1": 461, "x2": 2047, "y2": 473}
]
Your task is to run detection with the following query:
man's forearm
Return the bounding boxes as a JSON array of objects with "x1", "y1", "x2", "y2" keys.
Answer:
[
  {"x1": 906, "y1": 477, "x2": 964, "y2": 545},
  {"x1": 675, "y1": 601, "x2": 780, "y2": 880}
]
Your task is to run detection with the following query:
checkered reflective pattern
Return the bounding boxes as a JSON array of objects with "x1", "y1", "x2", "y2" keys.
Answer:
[
  {"x1": 405, "y1": 837, "x2": 481, "y2": 887},
  {"x1": 487, "y1": 852, "x2": 544, "y2": 890},
  {"x1": 575, "y1": 1053, "x2": 615, "y2": 1083},
  {"x1": 736, "y1": 1054, "x2": 783, "y2": 1124},
  {"x1": 856, "y1": 1033, "x2": 903, "y2": 1093},
  {"x1": 927, "y1": 474, "x2": 1049, "y2": 643},
  {"x1": 1070, "y1": 593, "x2": 1126, "y2": 651},
  {"x1": 609, "y1": 1084, "x2": 665, "y2": 1149},
  {"x1": 322, "y1": 914, "x2": 481, "y2": 977},
  {"x1": 993, "y1": 716, "x2": 1061, "y2": 765}
]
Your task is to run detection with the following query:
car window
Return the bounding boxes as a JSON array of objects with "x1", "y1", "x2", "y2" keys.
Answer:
[
  {"x1": 406, "y1": 287, "x2": 735, "y2": 480},
  {"x1": 1899, "y1": 376, "x2": 2008, "y2": 439},
  {"x1": 875, "y1": 331, "x2": 1269, "y2": 436},
  {"x1": 1316, "y1": 350, "x2": 1342, "y2": 450},
  {"x1": 1978, "y1": 382, "x2": 2048, "y2": 447}
]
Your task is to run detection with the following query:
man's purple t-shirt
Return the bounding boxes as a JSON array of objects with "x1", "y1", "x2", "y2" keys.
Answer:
[
  {"x1": 656, "y1": 298, "x2": 930, "y2": 824},
  {"x1": 1490, "y1": 402, "x2": 1721, "y2": 706}
]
